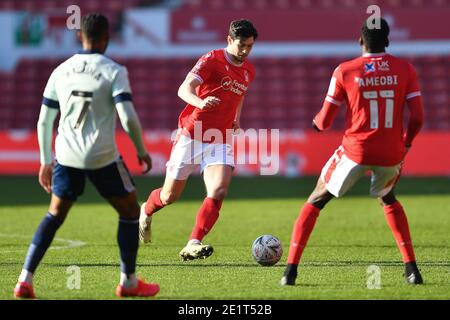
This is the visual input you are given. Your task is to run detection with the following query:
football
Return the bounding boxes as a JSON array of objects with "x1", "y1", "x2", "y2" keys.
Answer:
[{"x1": 251, "y1": 234, "x2": 283, "y2": 266}]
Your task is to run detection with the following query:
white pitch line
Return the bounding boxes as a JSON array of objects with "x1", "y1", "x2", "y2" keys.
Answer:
[{"x1": 0, "y1": 233, "x2": 86, "y2": 253}]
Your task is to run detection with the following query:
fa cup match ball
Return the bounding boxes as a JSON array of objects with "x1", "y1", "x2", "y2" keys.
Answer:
[{"x1": 251, "y1": 234, "x2": 283, "y2": 266}]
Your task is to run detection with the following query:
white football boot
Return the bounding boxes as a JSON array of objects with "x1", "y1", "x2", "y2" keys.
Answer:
[
  {"x1": 139, "y1": 202, "x2": 152, "y2": 243},
  {"x1": 179, "y1": 240, "x2": 214, "y2": 261}
]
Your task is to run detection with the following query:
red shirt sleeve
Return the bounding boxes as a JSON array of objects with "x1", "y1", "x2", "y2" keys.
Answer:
[
  {"x1": 404, "y1": 95, "x2": 424, "y2": 147},
  {"x1": 403, "y1": 63, "x2": 424, "y2": 147},
  {"x1": 324, "y1": 65, "x2": 346, "y2": 106},
  {"x1": 313, "y1": 101, "x2": 339, "y2": 131},
  {"x1": 189, "y1": 52, "x2": 215, "y2": 84},
  {"x1": 313, "y1": 66, "x2": 345, "y2": 130},
  {"x1": 405, "y1": 63, "x2": 421, "y2": 100}
]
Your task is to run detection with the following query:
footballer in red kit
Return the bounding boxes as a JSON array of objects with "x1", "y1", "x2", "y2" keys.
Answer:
[
  {"x1": 179, "y1": 48, "x2": 255, "y2": 141},
  {"x1": 140, "y1": 19, "x2": 258, "y2": 261},
  {"x1": 281, "y1": 18, "x2": 425, "y2": 286},
  {"x1": 315, "y1": 52, "x2": 421, "y2": 167}
]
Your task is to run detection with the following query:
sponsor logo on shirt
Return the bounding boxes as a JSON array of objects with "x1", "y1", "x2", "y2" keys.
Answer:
[
  {"x1": 377, "y1": 60, "x2": 390, "y2": 71},
  {"x1": 221, "y1": 76, "x2": 248, "y2": 95},
  {"x1": 364, "y1": 62, "x2": 376, "y2": 74},
  {"x1": 71, "y1": 61, "x2": 102, "y2": 80}
]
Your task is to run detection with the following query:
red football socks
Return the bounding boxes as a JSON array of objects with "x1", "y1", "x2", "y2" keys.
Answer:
[
  {"x1": 190, "y1": 197, "x2": 222, "y2": 241},
  {"x1": 144, "y1": 188, "x2": 164, "y2": 216},
  {"x1": 384, "y1": 201, "x2": 416, "y2": 263},
  {"x1": 287, "y1": 203, "x2": 320, "y2": 265}
]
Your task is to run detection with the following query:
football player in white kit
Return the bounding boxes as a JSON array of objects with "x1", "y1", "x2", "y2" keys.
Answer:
[{"x1": 14, "y1": 13, "x2": 159, "y2": 298}]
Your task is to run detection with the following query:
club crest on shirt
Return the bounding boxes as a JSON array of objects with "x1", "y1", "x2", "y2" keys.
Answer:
[{"x1": 364, "y1": 62, "x2": 376, "y2": 74}]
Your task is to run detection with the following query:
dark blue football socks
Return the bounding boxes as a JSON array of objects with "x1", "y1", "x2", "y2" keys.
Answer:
[{"x1": 23, "y1": 213, "x2": 63, "y2": 273}]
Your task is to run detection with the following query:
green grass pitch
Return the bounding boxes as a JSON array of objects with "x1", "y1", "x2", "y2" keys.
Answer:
[{"x1": 0, "y1": 175, "x2": 449, "y2": 300}]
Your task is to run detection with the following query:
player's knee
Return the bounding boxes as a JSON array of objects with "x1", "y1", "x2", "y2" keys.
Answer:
[
  {"x1": 48, "y1": 204, "x2": 71, "y2": 222},
  {"x1": 160, "y1": 191, "x2": 179, "y2": 205},
  {"x1": 209, "y1": 187, "x2": 228, "y2": 201},
  {"x1": 378, "y1": 191, "x2": 397, "y2": 206},
  {"x1": 48, "y1": 211, "x2": 68, "y2": 223},
  {"x1": 122, "y1": 210, "x2": 139, "y2": 220},
  {"x1": 307, "y1": 191, "x2": 333, "y2": 210},
  {"x1": 118, "y1": 203, "x2": 140, "y2": 220},
  {"x1": 308, "y1": 199, "x2": 328, "y2": 210}
]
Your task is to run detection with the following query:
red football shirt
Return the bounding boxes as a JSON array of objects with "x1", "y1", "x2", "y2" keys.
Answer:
[
  {"x1": 316, "y1": 53, "x2": 422, "y2": 166},
  {"x1": 178, "y1": 49, "x2": 255, "y2": 142}
]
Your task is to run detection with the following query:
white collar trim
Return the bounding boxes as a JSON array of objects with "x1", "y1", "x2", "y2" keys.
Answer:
[{"x1": 363, "y1": 52, "x2": 387, "y2": 57}]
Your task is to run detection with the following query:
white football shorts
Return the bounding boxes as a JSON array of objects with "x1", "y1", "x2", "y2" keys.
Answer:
[
  {"x1": 320, "y1": 146, "x2": 402, "y2": 198},
  {"x1": 166, "y1": 134, "x2": 234, "y2": 180}
]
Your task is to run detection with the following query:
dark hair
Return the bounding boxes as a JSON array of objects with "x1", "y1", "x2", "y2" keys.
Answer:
[
  {"x1": 229, "y1": 19, "x2": 258, "y2": 40},
  {"x1": 81, "y1": 13, "x2": 109, "y2": 42},
  {"x1": 361, "y1": 17, "x2": 389, "y2": 51}
]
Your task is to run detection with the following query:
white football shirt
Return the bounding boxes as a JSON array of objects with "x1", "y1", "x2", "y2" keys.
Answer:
[{"x1": 42, "y1": 51, "x2": 133, "y2": 169}]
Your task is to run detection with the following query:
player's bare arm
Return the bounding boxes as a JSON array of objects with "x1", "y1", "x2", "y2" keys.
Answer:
[
  {"x1": 38, "y1": 164, "x2": 53, "y2": 194},
  {"x1": 37, "y1": 104, "x2": 59, "y2": 193},
  {"x1": 177, "y1": 74, "x2": 221, "y2": 110},
  {"x1": 138, "y1": 154, "x2": 152, "y2": 174},
  {"x1": 313, "y1": 74, "x2": 342, "y2": 132},
  {"x1": 312, "y1": 104, "x2": 339, "y2": 132},
  {"x1": 116, "y1": 101, "x2": 152, "y2": 173}
]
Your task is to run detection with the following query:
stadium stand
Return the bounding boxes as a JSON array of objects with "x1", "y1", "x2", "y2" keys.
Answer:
[
  {"x1": 179, "y1": 0, "x2": 450, "y2": 10},
  {"x1": 0, "y1": 0, "x2": 162, "y2": 38},
  {"x1": 1, "y1": 55, "x2": 449, "y2": 131},
  {"x1": 0, "y1": 0, "x2": 448, "y2": 131},
  {"x1": 10, "y1": 0, "x2": 398, "y2": 12},
  {"x1": 0, "y1": 0, "x2": 163, "y2": 11}
]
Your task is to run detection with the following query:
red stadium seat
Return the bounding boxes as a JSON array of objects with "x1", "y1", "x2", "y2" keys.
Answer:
[{"x1": 1, "y1": 55, "x2": 448, "y2": 130}]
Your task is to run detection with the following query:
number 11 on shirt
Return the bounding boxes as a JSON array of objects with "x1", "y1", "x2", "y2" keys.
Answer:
[{"x1": 363, "y1": 90, "x2": 394, "y2": 129}]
